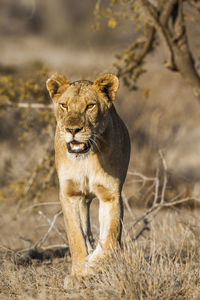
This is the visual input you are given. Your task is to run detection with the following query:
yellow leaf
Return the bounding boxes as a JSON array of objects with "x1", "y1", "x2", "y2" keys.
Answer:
[
  {"x1": 110, "y1": 0, "x2": 117, "y2": 5},
  {"x1": 108, "y1": 17, "x2": 117, "y2": 28},
  {"x1": 143, "y1": 88, "x2": 151, "y2": 98}
]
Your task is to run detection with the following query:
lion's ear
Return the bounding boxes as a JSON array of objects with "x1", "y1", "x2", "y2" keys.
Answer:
[
  {"x1": 46, "y1": 73, "x2": 69, "y2": 100},
  {"x1": 94, "y1": 74, "x2": 119, "y2": 102}
]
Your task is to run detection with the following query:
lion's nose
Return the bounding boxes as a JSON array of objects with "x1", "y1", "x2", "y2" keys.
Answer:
[{"x1": 66, "y1": 127, "x2": 83, "y2": 136}]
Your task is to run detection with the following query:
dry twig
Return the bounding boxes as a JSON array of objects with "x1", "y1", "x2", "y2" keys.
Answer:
[
  {"x1": 127, "y1": 151, "x2": 200, "y2": 240},
  {"x1": 34, "y1": 210, "x2": 64, "y2": 249},
  {"x1": 6, "y1": 101, "x2": 53, "y2": 109},
  {"x1": 122, "y1": 191, "x2": 136, "y2": 221},
  {"x1": 22, "y1": 201, "x2": 60, "y2": 212}
]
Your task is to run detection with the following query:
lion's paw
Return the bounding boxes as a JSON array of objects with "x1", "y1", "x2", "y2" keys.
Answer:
[
  {"x1": 85, "y1": 248, "x2": 105, "y2": 275},
  {"x1": 64, "y1": 275, "x2": 84, "y2": 290}
]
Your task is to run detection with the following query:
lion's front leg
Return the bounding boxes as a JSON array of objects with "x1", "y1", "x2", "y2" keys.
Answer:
[
  {"x1": 60, "y1": 195, "x2": 88, "y2": 275},
  {"x1": 86, "y1": 185, "x2": 123, "y2": 273},
  {"x1": 59, "y1": 180, "x2": 88, "y2": 276}
]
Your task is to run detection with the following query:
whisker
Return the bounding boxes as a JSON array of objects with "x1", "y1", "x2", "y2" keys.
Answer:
[
  {"x1": 92, "y1": 132, "x2": 105, "y2": 144},
  {"x1": 90, "y1": 137, "x2": 101, "y2": 153}
]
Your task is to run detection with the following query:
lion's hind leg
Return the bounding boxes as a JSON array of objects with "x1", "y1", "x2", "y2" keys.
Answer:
[{"x1": 79, "y1": 197, "x2": 95, "y2": 254}]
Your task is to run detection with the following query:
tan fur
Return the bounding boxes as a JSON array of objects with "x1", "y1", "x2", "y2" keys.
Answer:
[{"x1": 46, "y1": 73, "x2": 130, "y2": 280}]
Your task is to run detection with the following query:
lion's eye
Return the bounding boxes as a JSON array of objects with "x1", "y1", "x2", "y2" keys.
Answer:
[
  {"x1": 61, "y1": 104, "x2": 68, "y2": 109},
  {"x1": 87, "y1": 104, "x2": 95, "y2": 109}
]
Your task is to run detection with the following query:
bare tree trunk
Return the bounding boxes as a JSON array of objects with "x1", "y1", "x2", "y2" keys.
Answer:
[
  {"x1": 140, "y1": 0, "x2": 200, "y2": 102},
  {"x1": 173, "y1": 44, "x2": 200, "y2": 100}
]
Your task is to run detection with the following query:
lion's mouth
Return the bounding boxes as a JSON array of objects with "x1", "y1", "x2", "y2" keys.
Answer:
[{"x1": 67, "y1": 140, "x2": 91, "y2": 154}]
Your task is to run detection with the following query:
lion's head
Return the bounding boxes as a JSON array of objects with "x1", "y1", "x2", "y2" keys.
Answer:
[{"x1": 46, "y1": 73, "x2": 119, "y2": 156}]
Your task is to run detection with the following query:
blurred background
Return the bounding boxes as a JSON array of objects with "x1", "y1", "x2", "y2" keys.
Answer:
[
  {"x1": 1, "y1": 0, "x2": 200, "y2": 207},
  {"x1": 1, "y1": 3, "x2": 200, "y2": 298}
]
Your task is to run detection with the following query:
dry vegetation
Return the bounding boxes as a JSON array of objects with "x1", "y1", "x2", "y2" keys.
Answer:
[{"x1": 1, "y1": 208, "x2": 200, "y2": 299}]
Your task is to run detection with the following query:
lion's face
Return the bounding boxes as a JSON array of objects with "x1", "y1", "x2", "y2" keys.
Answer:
[
  {"x1": 55, "y1": 82, "x2": 105, "y2": 155},
  {"x1": 47, "y1": 74, "x2": 119, "y2": 156}
]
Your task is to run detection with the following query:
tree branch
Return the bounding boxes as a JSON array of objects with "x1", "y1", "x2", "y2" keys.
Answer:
[
  {"x1": 159, "y1": 0, "x2": 178, "y2": 27},
  {"x1": 188, "y1": 0, "x2": 200, "y2": 13},
  {"x1": 140, "y1": 0, "x2": 200, "y2": 101},
  {"x1": 6, "y1": 101, "x2": 53, "y2": 109},
  {"x1": 117, "y1": 25, "x2": 155, "y2": 79},
  {"x1": 140, "y1": 0, "x2": 177, "y2": 70}
]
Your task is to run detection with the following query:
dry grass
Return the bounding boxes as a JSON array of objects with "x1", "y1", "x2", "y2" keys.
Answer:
[{"x1": 1, "y1": 208, "x2": 200, "y2": 300}]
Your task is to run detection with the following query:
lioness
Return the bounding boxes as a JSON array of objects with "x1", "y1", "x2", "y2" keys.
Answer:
[{"x1": 46, "y1": 73, "x2": 130, "y2": 281}]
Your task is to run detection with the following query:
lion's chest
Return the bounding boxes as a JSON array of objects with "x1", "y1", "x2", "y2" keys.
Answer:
[{"x1": 58, "y1": 154, "x2": 105, "y2": 196}]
